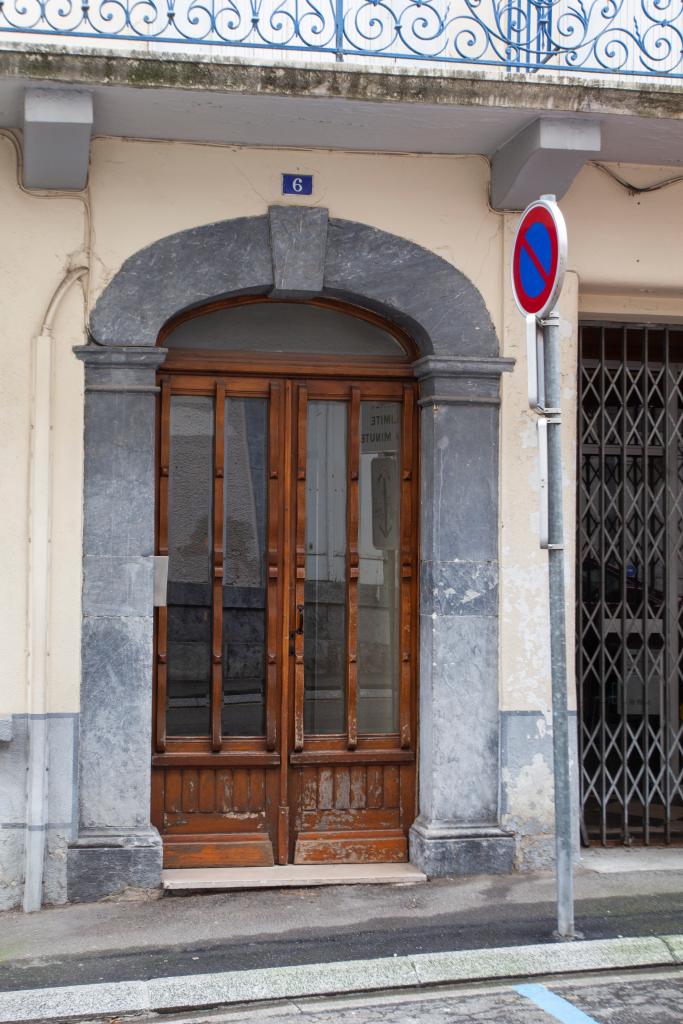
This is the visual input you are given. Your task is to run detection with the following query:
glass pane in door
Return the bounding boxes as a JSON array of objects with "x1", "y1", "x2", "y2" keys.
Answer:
[
  {"x1": 222, "y1": 397, "x2": 268, "y2": 736},
  {"x1": 358, "y1": 402, "x2": 401, "y2": 733},
  {"x1": 304, "y1": 401, "x2": 348, "y2": 734},
  {"x1": 166, "y1": 396, "x2": 214, "y2": 736}
]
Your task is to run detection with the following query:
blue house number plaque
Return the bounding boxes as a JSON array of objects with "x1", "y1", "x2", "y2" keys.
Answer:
[{"x1": 282, "y1": 174, "x2": 313, "y2": 196}]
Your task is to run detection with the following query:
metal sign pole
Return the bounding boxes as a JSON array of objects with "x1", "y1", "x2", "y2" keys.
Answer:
[
  {"x1": 514, "y1": 195, "x2": 575, "y2": 941},
  {"x1": 541, "y1": 309, "x2": 575, "y2": 941}
]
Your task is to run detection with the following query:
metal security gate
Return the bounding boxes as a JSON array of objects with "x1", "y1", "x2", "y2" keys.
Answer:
[{"x1": 578, "y1": 323, "x2": 683, "y2": 845}]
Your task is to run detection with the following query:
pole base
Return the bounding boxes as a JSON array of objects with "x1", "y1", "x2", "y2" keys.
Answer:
[{"x1": 552, "y1": 928, "x2": 584, "y2": 942}]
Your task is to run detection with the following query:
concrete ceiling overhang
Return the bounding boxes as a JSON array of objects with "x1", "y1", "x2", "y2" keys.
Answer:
[{"x1": 2, "y1": 47, "x2": 683, "y2": 202}]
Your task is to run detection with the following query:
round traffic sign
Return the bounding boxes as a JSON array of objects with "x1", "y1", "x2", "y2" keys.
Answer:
[{"x1": 512, "y1": 197, "x2": 567, "y2": 318}]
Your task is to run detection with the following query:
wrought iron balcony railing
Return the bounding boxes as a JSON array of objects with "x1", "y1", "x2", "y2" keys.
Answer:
[{"x1": 0, "y1": 0, "x2": 681, "y2": 79}]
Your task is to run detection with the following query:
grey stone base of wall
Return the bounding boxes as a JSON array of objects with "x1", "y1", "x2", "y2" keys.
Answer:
[
  {"x1": 500, "y1": 710, "x2": 580, "y2": 872},
  {"x1": 409, "y1": 818, "x2": 516, "y2": 877},
  {"x1": 67, "y1": 828, "x2": 163, "y2": 903},
  {"x1": 0, "y1": 714, "x2": 78, "y2": 910},
  {"x1": 0, "y1": 830, "x2": 25, "y2": 911},
  {"x1": 514, "y1": 834, "x2": 558, "y2": 872},
  {"x1": 0, "y1": 826, "x2": 76, "y2": 910}
]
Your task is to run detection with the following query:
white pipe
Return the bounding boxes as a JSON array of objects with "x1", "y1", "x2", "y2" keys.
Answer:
[
  {"x1": 41, "y1": 268, "x2": 89, "y2": 335},
  {"x1": 23, "y1": 266, "x2": 87, "y2": 913}
]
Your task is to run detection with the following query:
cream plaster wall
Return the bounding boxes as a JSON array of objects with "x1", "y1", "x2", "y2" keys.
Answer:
[
  {"x1": 499, "y1": 253, "x2": 578, "y2": 714},
  {"x1": 563, "y1": 163, "x2": 683, "y2": 297},
  {"x1": 4, "y1": 136, "x2": 683, "y2": 724},
  {"x1": 0, "y1": 136, "x2": 85, "y2": 716},
  {"x1": 47, "y1": 283, "x2": 87, "y2": 713}
]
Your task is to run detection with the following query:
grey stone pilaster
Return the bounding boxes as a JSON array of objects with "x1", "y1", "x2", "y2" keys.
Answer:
[
  {"x1": 409, "y1": 355, "x2": 516, "y2": 877},
  {"x1": 269, "y1": 205, "x2": 328, "y2": 298},
  {"x1": 67, "y1": 345, "x2": 167, "y2": 902}
]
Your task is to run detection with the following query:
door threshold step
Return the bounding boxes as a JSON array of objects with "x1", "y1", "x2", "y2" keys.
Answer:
[{"x1": 162, "y1": 863, "x2": 427, "y2": 891}]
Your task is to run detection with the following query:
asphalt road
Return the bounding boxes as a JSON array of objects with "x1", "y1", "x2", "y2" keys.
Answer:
[
  {"x1": 0, "y1": 890, "x2": 681, "y2": 993},
  {"x1": 122, "y1": 967, "x2": 683, "y2": 1024}
]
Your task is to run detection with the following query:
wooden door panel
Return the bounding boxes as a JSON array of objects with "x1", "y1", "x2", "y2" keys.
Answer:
[
  {"x1": 154, "y1": 766, "x2": 273, "y2": 820},
  {"x1": 294, "y1": 831, "x2": 408, "y2": 864},
  {"x1": 291, "y1": 763, "x2": 414, "y2": 862},
  {"x1": 163, "y1": 837, "x2": 275, "y2": 869},
  {"x1": 398, "y1": 763, "x2": 417, "y2": 833},
  {"x1": 153, "y1": 368, "x2": 418, "y2": 870},
  {"x1": 152, "y1": 765, "x2": 277, "y2": 866},
  {"x1": 299, "y1": 809, "x2": 401, "y2": 831},
  {"x1": 163, "y1": 814, "x2": 265, "y2": 835},
  {"x1": 292, "y1": 764, "x2": 405, "y2": 816}
]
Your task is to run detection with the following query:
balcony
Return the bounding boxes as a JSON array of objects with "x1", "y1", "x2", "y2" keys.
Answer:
[{"x1": 0, "y1": 0, "x2": 681, "y2": 82}]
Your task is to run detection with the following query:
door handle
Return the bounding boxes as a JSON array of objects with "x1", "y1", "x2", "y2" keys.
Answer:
[{"x1": 289, "y1": 603, "x2": 304, "y2": 655}]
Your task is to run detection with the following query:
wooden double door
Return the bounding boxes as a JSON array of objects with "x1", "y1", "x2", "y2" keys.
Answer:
[{"x1": 152, "y1": 363, "x2": 418, "y2": 868}]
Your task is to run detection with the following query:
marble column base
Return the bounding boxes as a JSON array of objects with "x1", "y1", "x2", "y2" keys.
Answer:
[
  {"x1": 409, "y1": 817, "x2": 515, "y2": 877},
  {"x1": 67, "y1": 827, "x2": 162, "y2": 903}
]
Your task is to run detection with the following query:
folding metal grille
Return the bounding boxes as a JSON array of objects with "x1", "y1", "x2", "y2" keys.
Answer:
[{"x1": 578, "y1": 323, "x2": 683, "y2": 845}]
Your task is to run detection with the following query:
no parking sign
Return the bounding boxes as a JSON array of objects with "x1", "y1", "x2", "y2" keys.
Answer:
[
  {"x1": 512, "y1": 197, "x2": 567, "y2": 319},
  {"x1": 511, "y1": 195, "x2": 575, "y2": 940}
]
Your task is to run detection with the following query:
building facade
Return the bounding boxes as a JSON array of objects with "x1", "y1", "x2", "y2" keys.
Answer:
[{"x1": 0, "y1": 10, "x2": 682, "y2": 909}]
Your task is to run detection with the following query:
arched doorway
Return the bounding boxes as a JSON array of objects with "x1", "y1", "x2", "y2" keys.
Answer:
[
  {"x1": 68, "y1": 209, "x2": 514, "y2": 903},
  {"x1": 151, "y1": 298, "x2": 420, "y2": 867}
]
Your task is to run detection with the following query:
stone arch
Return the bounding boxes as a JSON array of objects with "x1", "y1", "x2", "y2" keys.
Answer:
[
  {"x1": 68, "y1": 208, "x2": 514, "y2": 903},
  {"x1": 89, "y1": 207, "x2": 499, "y2": 358}
]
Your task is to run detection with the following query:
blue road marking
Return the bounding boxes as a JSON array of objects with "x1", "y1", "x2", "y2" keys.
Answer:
[
  {"x1": 519, "y1": 221, "x2": 552, "y2": 298},
  {"x1": 515, "y1": 983, "x2": 600, "y2": 1023}
]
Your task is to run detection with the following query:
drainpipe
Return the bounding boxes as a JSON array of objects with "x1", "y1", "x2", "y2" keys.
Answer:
[{"x1": 23, "y1": 266, "x2": 88, "y2": 913}]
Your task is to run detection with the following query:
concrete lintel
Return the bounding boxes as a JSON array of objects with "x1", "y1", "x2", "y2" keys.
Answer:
[
  {"x1": 491, "y1": 116, "x2": 602, "y2": 210},
  {"x1": 23, "y1": 88, "x2": 93, "y2": 190}
]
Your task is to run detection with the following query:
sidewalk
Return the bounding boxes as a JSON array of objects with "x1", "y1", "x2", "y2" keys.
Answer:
[{"x1": 0, "y1": 849, "x2": 681, "y2": 1021}]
